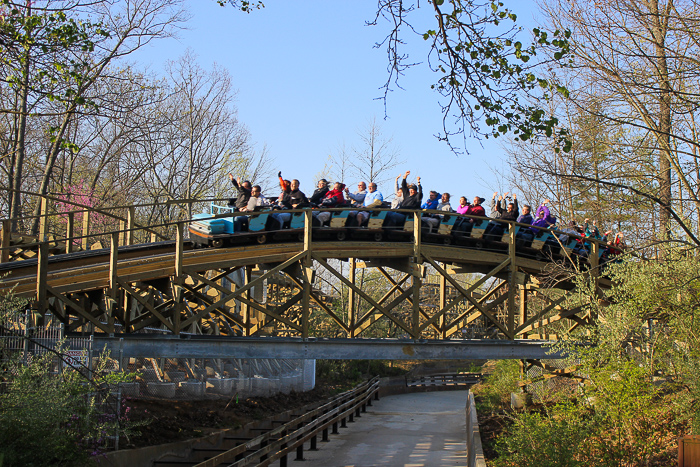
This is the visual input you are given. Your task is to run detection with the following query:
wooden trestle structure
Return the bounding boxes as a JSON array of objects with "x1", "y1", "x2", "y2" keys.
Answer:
[{"x1": 0, "y1": 196, "x2": 609, "y2": 351}]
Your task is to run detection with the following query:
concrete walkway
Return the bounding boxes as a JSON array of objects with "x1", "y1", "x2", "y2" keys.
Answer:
[{"x1": 280, "y1": 390, "x2": 468, "y2": 467}]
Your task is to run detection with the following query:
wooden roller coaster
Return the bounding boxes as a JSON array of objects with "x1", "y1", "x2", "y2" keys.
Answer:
[{"x1": 0, "y1": 196, "x2": 612, "y2": 359}]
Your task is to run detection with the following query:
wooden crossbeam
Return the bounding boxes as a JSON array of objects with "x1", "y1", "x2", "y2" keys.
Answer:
[
  {"x1": 514, "y1": 293, "x2": 568, "y2": 336},
  {"x1": 518, "y1": 305, "x2": 585, "y2": 335},
  {"x1": 181, "y1": 251, "x2": 307, "y2": 328},
  {"x1": 46, "y1": 285, "x2": 111, "y2": 333},
  {"x1": 284, "y1": 274, "x2": 350, "y2": 333},
  {"x1": 423, "y1": 254, "x2": 511, "y2": 337},
  {"x1": 117, "y1": 278, "x2": 175, "y2": 333},
  {"x1": 313, "y1": 255, "x2": 414, "y2": 336}
]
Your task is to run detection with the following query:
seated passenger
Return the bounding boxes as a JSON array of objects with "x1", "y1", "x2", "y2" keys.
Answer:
[
  {"x1": 312, "y1": 182, "x2": 346, "y2": 225},
  {"x1": 515, "y1": 204, "x2": 534, "y2": 247},
  {"x1": 453, "y1": 196, "x2": 486, "y2": 236},
  {"x1": 234, "y1": 185, "x2": 269, "y2": 231},
  {"x1": 270, "y1": 176, "x2": 309, "y2": 229},
  {"x1": 558, "y1": 220, "x2": 580, "y2": 244},
  {"x1": 309, "y1": 179, "x2": 329, "y2": 206},
  {"x1": 535, "y1": 200, "x2": 557, "y2": 228},
  {"x1": 422, "y1": 193, "x2": 453, "y2": 233},
  {"x1": 484, "y1": 194, "x2": 519, "y2": 241},
  {"x1": 584, "y1": 218, "x2": 602, "y2": 240},
  {"x1": 385, "y1": 171, "x2": 423, "y2": 227},
  {"x1": 345, "y1": 182, "x2": 367, "y2": 208},
  {"x1": 518, "y1": 205, "x2": 533, "y2": 225},
  {"x1": 390, "y1": 174, "x2": 404, "y2": 209},
  {"x1": 228, "y1": 173, "x2": 252, "y2": 211},
  {"x1": 355, "y1": 182, "x2": 384, "y2": 226},
  {"x1": 490, "y1": 192, "x2": 508, "y2": 219},
  {"x1": 602, "y1": 231, "x2": 625, "y2": 263},
  {"x1": 421, "y1": 191, "x2": 440, "y2": 210},
  {"x1": 456, "y1": 196, "x2": 469, "y2": 215}
]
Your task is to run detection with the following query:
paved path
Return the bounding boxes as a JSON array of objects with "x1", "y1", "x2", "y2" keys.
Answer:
[{"x1": 279, "y1": 390, "x2": 468, "y2": 467}]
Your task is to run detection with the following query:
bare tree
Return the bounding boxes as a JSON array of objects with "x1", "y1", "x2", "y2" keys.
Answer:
[
  {"x1": 534, "y1": 0, "x2": 700, "y2": 246},
  {"x1": 330, "y1": 118, "x2": 404, "y2": 192}
]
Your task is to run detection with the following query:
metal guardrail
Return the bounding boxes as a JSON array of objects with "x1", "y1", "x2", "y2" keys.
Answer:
[
  {"x1": 406, "y1": 372, "x2": 482, "y2": 387},
  {"x1": 152, "y1": 377, "x2": 380, "y2": 467},
  {"x1": 466, "y1": 390, "x2": 487, "y2": 467}
]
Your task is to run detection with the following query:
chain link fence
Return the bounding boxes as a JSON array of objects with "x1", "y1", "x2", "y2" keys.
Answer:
[{"x1": 525, "y1": 358, "x2": 580, "y2": 402}]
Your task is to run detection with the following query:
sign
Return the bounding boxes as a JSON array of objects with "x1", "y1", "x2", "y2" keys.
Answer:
[{"x1": 64, "y1": 350, "x2": 87, "y2": 369}]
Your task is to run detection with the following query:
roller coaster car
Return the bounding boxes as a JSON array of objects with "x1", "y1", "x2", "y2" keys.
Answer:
[
  {"x1": 189, "y1": 209, "x2": 272, "y2": 247},
  {"x1": 421, "y1": 213, "x2": 458, "y2": 245},
  {"x1": 313, "y1": 209, "x2": 352, "y2": 241},
  {"x1": 451, "y1": 217, "x2": 489, "y2": 247},
  {"x1": 349, "y1": 210, "x2": 388, "y2": 242}
]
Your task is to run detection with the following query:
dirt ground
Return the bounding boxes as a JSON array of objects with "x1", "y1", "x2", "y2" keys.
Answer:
[
  {"x1": 121, "y1": 360, "x2": 480, "y2": 450},
  {"x1": 122, "y1": 383, "x2": 343, "y2": 449}
]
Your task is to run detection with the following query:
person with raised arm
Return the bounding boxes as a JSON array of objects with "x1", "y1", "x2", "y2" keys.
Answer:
[
  {"x1": 484, "y1": 193, "x2": 519, "y2": 241},
  {"x1": 228, "y1": 173, "x2": 252, "y2": 211},
  {"x1": 391, "y1": 174, "x2": 404, "y2": 209},
  {"x1": 270, "y1": 175, "x2": 309, "y2": 229},
  {"x1": 385, "y1": 171, "x2": 422, "y2": 227}
]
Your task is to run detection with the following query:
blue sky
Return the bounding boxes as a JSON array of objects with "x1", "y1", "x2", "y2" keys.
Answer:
[{"x1": 135, "y1": 0, "x2": 541, "y2": 201}]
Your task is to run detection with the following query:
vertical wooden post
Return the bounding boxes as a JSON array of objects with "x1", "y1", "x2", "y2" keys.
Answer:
[
  {"x1": 412, "y1": 211, "x2": 422, "y2": 338},
  {"x1": 150, "y1": 232, "x2": 157, "y2": 243},
  {"x1": 439, "y1": 262, "x2": 447, "y2": 339},
  {"x1": 173, "y1": 223, "x2": 184, "y2": 335},
  {"x1": 108, "y1": 232, "x2": 119, "y2": 334},
  {"x1": 519, "y1": 285, "x2": 528, "y2": 339},
  {"x1": 126, "y1": 206, "x2": 135, "y2": 246},
  {"x1": 65, "y1": 212, "x2": 74, "y2": 254},
  {"x1": 348, "y1": 258, "x2": 356, "y2": 338},
  {"x1": 242, "y1": 265, "x2": 251, "y2": 336},
  {"x1": 36, "y1": 241, "x2": 48, "y2": 317},
  {"x1": 507, "y1": 222, "x2": 517, "y2": 339},
  {"x1": 81, "y1": 210, "x2": 90, "y2": 251},
  {"x1": 39, "y1": 196, "x2": 48, "y2": 242},
  {"x1": 119, "y1": 220, "x2": 126, "y2": 247},
  {"x1": 301, "y1": 210, "x2": 312, "y2": 339},
  {"x1": 1, "y1": 219, "x2": 11, "y2": 263},
  {"x1": 590, "y1": 240, "x2": 600, "y2": 297}
]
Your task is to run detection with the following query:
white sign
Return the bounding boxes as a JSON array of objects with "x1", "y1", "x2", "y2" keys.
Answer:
[{"x1": 64, "y1": 350, "x2": 87, "y2": 368}]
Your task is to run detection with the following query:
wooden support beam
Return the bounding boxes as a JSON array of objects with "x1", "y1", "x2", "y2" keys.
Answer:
[
  {"x1": 412, "y1": 212, "x2": 421, "y2": 338},
  {"x1": 423, "y1": 254, "x2": 511, "y2": 337},
  {"x1": 36, "y1": 242, "x2": 48, "y2": 316},
  {"x1": 185, "y1": 251, "x2": 307, "y2": 323},
  {"x1": 65, "y1": 212, "x2": 74, "y2": 254},
  {"x1": 514, "y1": 293, "x2": 568, "y2": 336},
  {"x1": 508, "y1": 226, "x2": 517, "y2": 337},
  {"x1": 355, "y1": 273, "x2": 411, "y2": 326},
  {"x1": 301, "y1": 210, "x2": 313, "y2": 339},
  {"x1": 81, "y1": 210, "x2": 90, "y2": 251},
  {"x1": 173, "y1": 223, "x2": 184, "y2": 334},
  {"x1": 1, "y1": 219, "x2": 10, "y2": 263},
  {"x1": 518, "y1": 305, "x2": 585, "y2": 335},
  {"x1": 348, "y1": 258, "x2": 356, "y2": 338},
  {"x1": 46, "y1": 285, "x2": 111, "y2": 333},
  {"x1": 439, "y1": 263, "x2": 447, "y2": 339},
  {"x1": 126, "y1": 206, "x2": 135, "y2": 246},
  {"x1": 117, "y1": 279, "x2": 175, "y2": 333},
  {"x1": 285, "y1": 273, "x2": 350, "y2": 333},
  {"x1": 313, "y1": 255, "x2": 414, "y2": 336}
]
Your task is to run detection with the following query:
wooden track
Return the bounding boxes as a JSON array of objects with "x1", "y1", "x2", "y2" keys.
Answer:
[{"x1": 0, "y1": 208, "x2": 610, "y2": 341}]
